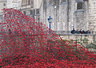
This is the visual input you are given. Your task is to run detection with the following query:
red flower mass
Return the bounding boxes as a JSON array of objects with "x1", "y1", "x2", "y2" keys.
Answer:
[{"x1": 0, "y1": 8, "x2": 96, "y2": 68}]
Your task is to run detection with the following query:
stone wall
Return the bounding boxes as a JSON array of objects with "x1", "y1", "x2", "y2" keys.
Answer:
[
  {"x1": 60, "y1": 34, "x2": 95, "y2": 44},
  {"x1": 88, "y1": 0, "x2": 96, "y2": 31},
  {"x1": 40, "y1": 0, "x2": 89, "y2": 31}
]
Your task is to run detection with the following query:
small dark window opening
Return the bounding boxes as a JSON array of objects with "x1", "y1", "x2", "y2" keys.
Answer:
[
  {"x1": 4, "y1": 3, "x2": 6, "y2": 6},
  {"x1": 61, "y1": 0, "x2": 66, "y2": 3},
  {"x1": 36, "y1": 9, "x2": 39, "y2": 14},
  {"x1": 23, "y1": 11, "x2": 26, "y2": 15},
  {"x1": 77, "y1": 2, "x2": 83, "y2": 9},
  {"x1": 30, "y1": 10, "x2": 35, "y2": 15}
]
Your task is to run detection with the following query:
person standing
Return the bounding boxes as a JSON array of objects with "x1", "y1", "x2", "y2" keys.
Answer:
[{"x1": 71, "y1": 28, "x2": 76, "y2": 34}]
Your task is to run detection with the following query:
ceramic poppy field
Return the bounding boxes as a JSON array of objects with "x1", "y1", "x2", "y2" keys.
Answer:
[{"x1": 0, "y1": 8, "x2": 96, "y2": 68}]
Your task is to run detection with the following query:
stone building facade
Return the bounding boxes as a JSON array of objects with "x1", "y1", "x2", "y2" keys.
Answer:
[
  {"x1": 7, "y1": 0, "x2": 42, "y2": 22},
  {"x1": 20, "y1": 0, "x2": 42, "y2": 22},
  {"x1": 88, "y1": 0, "x2": 96, "y2": 31},
  {"x1": 7, "y1": 0, "x2": 21, "y2": 9},
  {"x1": 40, "y1": 0, "x2": 89, "y2": 31}
]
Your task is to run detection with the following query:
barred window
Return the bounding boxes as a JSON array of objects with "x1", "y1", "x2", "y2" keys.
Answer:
[{"x1": 77, "y1": 2, "x2": 83, "y2": 9}]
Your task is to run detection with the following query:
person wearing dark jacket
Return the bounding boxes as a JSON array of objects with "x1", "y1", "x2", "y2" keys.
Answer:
[
  {"x1": 71, "y1": 28, "x2": 76, "y2": 34},
  {"x1": 76, "y1": 29, "x2": 80, "y2": 34}
]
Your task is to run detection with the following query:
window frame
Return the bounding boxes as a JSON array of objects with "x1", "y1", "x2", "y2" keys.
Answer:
[{"x1": 77, "y1": 2, "x2": 84, "y2": 10}]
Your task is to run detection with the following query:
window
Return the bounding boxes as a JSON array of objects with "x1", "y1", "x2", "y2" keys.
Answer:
[
  {"x1": 77, "y1": 2, "x2": 83, "y2": 9},
  {"x1": 36, "y1": 9, "x2": 39, "y2": 14},
  {"x1": 3, "y1": 3, "x2": 6, "y2": 6},
  {"x1": 30, "y1": 10, "x2": 35, "y2": 15},
  {"x1": 61, "y1": 0, "x2": 66, "y2": 3}
]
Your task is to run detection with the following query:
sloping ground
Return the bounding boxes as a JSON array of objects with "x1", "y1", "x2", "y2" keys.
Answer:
[{"x1": 0, "y1": 8, "x2": 96, "y2": 68}]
